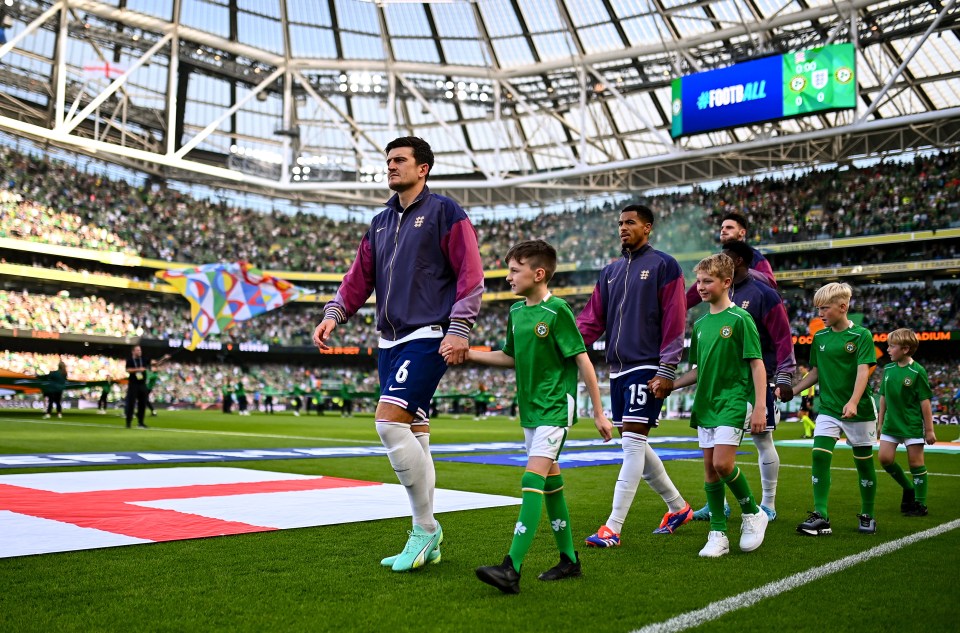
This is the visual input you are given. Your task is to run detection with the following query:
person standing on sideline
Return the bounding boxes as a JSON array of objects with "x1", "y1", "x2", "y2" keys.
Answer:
[
  {"x1": 668, "y1": 253, "x2": 770, "y2": 557},
  {"x1": 125, "y1": 347, "x2": 168, "y2": 428},
  {"x1": 458, "y1": 240, "x2": 611, "y2": 594},
  {"x1": 41, "y1": 361, "x2": 68, "y2": 419},
  {"x1": 313, "y1": 136, "x2": 484, "y2": 572},
  {"x1": 689, "y1": 240, "x2": 795, "y2": 522},
  {"x1": 145, "y1": 367, "x2": 160, "y2": 417},
  {"x1": 877, "y1": 328, "x2": 936, "y2": 516},
  {"x1": 576, "y1": 204, "x2": 694, "y2": 547},
  {"x1": 221, "y1": 380, "x2": 234, "y2": 414},
  {"x1": 686, "y1": 212, "x2": 777, "y2": 309},
  {"x1": 236, "y1": 380, "x2": 249, "y2": 416},
  {"x1": 97, "y1": 380, "x2": 115, "y2": 415},
  {"x1": 788, "y1": 282, "x2": 879, "y2": 536}
]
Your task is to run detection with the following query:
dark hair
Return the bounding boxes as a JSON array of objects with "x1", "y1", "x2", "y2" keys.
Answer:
[
  {"x1": 722, "y1": 211, "x2": 749, "y2": 232},
  {"x1": 384, "y1": 136, "x2": 434, "y2": 177},
  {"x1": 505, "y1": 239, "x2": 558, "y2": 283},
  {"x1": 621, "y1": 204, "x2": 654, "y2": 225},
  {"x1": 722, "y1": 239, "x2": 754, "y2": 265}
]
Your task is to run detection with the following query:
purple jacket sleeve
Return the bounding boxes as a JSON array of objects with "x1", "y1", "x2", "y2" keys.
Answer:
[
  {"x1": 323, "y1": 234, "x2": 375, "y2": 324},
  {"x1": 441, "y1": 217, "x2": 484, "y2": 339},
  {"x1": 762, "y1": 301, "x2": 797, "y2": 385},
  {"x1": 576, "y1": 283, "x2": 606, "y2": 347},
  {"x1": 752, "y1": 255, "x2": 777, "y2": 289},
  {"x1": 658, "y1": 274, "x2": 686, "y2": 379},
  {"x1": 685, "y1": 281, "x2": 701, "y2": 310}
]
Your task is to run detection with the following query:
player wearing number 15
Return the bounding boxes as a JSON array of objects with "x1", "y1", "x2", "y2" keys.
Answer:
[
  {"x1": 313, "y1": 136, "x2": 484, "y2": 572},
  {"x1": 576, "y1": 205, "x2": 693, "y2": 546}
]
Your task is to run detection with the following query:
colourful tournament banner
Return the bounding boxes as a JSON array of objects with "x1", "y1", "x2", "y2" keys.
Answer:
[{"x1": 671, "y1": 43, "x2": 855, "y2": 138}]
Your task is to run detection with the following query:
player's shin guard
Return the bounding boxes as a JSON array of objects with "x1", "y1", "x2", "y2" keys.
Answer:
[
  {"x1": 882, "y1": 461, "x2": 913, "y2": 491},
  {"x1": 544, "y1": 474, "x2": 576, "y2": 562},
  {"x1": 752, "y1": 431, "x2": 779, "y2": 509},
  {"x1": 852, "y1": 444, "x2": 877, "y2": 516},
  {"x1": 811, "y1": 436, "x2": 837, "y2": 519},
  {"x1": 720, "y1": 466, "x2": 759, "y2": 516},
  {"x1": 910, "y1": 466, "x2": 928, "y2": 505},
  {"x1": 413, "y1": 429, "x2": 436, "y2": 511},
  {"x1": 705, "y1": 480, "x2": 727, "y2": 532},
  {"x1": 376, "y1": 421, "x2": 434, "y2": 532},
  {"x1": 643, "y1": 443, "x2": 686, "y2": 512},
  {"x1": 507, "y1": 471, "x2": 546, "y2": 573},
  {"x1": 606, "y1": 432, "x2": 647, "y2": 533}
]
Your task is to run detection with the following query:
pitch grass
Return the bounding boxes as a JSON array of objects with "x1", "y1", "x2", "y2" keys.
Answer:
[{"x1": 0, "y1": 409, "x2": 957, "y2": 633}]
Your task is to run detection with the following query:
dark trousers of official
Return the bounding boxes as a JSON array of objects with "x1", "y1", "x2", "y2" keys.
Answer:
[
  {"x1": 126, "y1": 386, "x2": 147, "y2": 427},
  {"x1": 265, "y1": 395, "x2": 274, "y2": 414},
  {"x1": 46, "y1": 393, "x2": 62, "y2": 415}
]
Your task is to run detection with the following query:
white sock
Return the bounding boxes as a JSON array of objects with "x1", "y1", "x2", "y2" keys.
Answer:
[
  {"x1": 376, "y1": 421, "x2": 435, "y2": 532},
  {"x1": 606, "y1": 432, "x2": 647, "y2": 534},
  {"x1": 642, "y1": 443, "x2": 686, "y2": 513},
  {"x1": 752, "y1": 431, "x2": 779, "y2": 509},
  {"x1": 413, "y1": 429, "x2": 436, "y2": 514}
]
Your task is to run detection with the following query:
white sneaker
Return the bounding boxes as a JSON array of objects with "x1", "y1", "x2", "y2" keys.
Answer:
[
  {"x1": 698, "y1": 531, "x2": 730, "y2": 558},
  {"x1": 97, "y1": 410, "x2": 106, "y2": 415},
  {"x1": 740, "y1": 508, "x2": 769, "y2": 552},
  {"x1": 57, "y1": 413, "x2": 62, "y2": 418},
  {"x1": 42, "y1": 414, "x2": 51, "y2": 419}
]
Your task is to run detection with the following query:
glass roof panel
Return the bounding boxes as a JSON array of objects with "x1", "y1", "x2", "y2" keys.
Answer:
[
  {"x1": 477, "y1": 0, "x2": 524, "y2": 38},
  {"x1": 287, "y1": 2, "x2": 333, "y2": 27},
  {"x1": 392, "y1": 39, "x2": 442, "y2": 64},
  {"x1": 564, "y1": 0, "x2": 617, "y2": 28},
  {"x1": 181, "y1": 0, "x2": 231, "y2": 38},
  {"x1": 237, "y1": 11, "x2": 285, "y2": 55},
  {"x1": 289, "y1": 25, "x2": 338, "y2": 59},
  {"x1": 127, "y1": 0, "x2": 174, "y2": 20},
  {"x1": 383, "y1": 3, "x2": 433, "y2": 37},
  {"x1": 333, "y1": 0, "x2": 380, "y2": 34}
]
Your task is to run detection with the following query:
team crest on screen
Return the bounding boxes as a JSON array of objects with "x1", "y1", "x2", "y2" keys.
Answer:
[
  {"x1": 535, "y1": 322, "x2": 549, "y2": 338},
  {"x1": 844, "y1": 342, "x2": 856, "y2": 353},
  {"x1": 903, "y1": 377, "x2": 913, "y2": 387},
  {"x1": 720, "y1": 326, "x2": 732, "y2": 338}
]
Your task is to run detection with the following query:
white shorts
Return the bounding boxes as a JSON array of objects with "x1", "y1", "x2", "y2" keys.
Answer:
[
  {"x1": 814, "y1": 414, "x2": 877, "y2": 447},
  {"x1": 524, "y1": 426, "x2": 568, "y2": 461},
  {"x1": 879, "y1": 434, "x2": 925, "y2": 447},
  {"x1": 698, "y1": 426, "x2": 745, "y2": 449}
]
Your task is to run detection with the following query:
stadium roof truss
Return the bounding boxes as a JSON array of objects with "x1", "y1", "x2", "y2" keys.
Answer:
[{"x1": 0, "y1": 0, "x2": 958, "y2": 208}]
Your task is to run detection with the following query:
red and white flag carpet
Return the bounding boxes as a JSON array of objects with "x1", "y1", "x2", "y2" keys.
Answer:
[{"x1": 0, "y1": 467, "x2": 520, "y2": 558}]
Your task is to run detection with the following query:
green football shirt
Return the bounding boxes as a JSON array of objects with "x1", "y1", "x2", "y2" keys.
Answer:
[
  {"x1": 809, "y1": 322, "x2": 877, "y2": 422},
  {"x1": 879, "y1": 360, "x2": 932, "y2": 439},
  {"x1": 501, "y1": 294, "x2": 586, "y2": 428},
  {"x1": 689, "y1": 306, "x2": 763, "y2": 429}
]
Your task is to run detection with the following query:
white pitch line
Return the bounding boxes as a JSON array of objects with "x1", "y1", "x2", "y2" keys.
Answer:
[
  {"x1": 0, "y1": 417, "x2": 374, "y2": 444},
  {"x1": 631, "y1": 518, "x2": 960, "y2": 633},
  {"x1": 673, "y1": 458, "x2": 960, "y2": 478}
]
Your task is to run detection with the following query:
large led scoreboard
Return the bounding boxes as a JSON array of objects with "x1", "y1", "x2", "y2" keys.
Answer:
[{"x1": 671, "y1": 43, "x2": 856, "y2": 138}]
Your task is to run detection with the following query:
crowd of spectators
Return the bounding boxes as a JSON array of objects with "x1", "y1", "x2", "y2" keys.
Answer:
[
  {"x1": 3, "y1": 145, "x2": 959, "y2": 273},
  {"x1": 6, "y1": 280, "x2": 960, "y2": 351}
]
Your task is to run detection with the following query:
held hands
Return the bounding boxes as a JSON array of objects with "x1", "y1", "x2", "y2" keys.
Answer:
[
  {"x1": 594, "y1": 412, "x2": 613, "y2": 442},
  {"x1": 777, "y1": 384, "x2": 794, "y2": 402},
  {"x1": 313, "y1": 319, "x2": 337, "y2": 351},
  {"x1": 438, "y1": 334, "x2": 468, "y2": 366},
  {"x1": 647, "y1": 377, "x2": 674, "y2": 400}
]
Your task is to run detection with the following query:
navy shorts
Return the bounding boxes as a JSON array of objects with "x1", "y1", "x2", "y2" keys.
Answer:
[
  {"x1": 378, "y1": 338, "x2": 448, "y2": 422},
  {"x1": 611, "y1": 367, "x2": 663, "y2": 428},
  {"x1": 759, "y1": 383, "x2": 781, "y2": 432}
]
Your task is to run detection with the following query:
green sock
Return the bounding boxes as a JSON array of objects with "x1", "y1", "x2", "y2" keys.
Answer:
[
  {"x1": 812, "y1": 436, "x2": 837, "y2": 520},
  {"x1": 705, "y1": 480, "x2": 727, "y2": 532},
  {"x1": 544, "y1": 474, "x2": 576, "y2": 562},
  {"x1": 882, "y1": 462, "x2": 913, "y2": 491},
  {"x1": 852, "y1": 444, "x2": 877, "y2": 516},
  {"x1": 720, "y1": 466, "x2": 758, "y2": 515},
  {"x1": 910, "y1": 466, "x2": 928, "y2": 505},
  {"x1": 507, "y1": 471, "x2": 546, "y2": 572}
]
